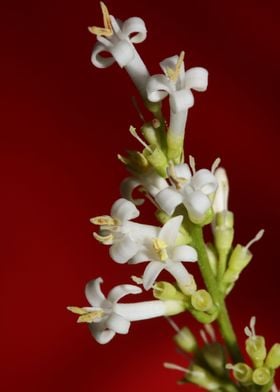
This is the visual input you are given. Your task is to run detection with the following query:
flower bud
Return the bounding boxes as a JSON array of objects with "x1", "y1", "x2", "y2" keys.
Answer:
[
  {"x1": 214, "y1": 211, "x2": 234, "y2": 255},
  {"x1": 153, "y1": 281, "x2": 186, "y2": 301},
  {"x1": 265, "y1": 343, "x2": 280, "y2": 369},
  {"x1": 222, "y1": 245, "x2": 252, "y2": 286},
  {"x1": 252, "y1": 367, "x2": 272, "y2": 386},
  {"x1": 174, "y1": 326, "x2": 198, "y2": 353},
  {"x1": 246, "y1": 336, "x2": 267, "y2": 368},
  {"x1": 191, "y1": 290, "x2": 213, "y2": 312},
  {"x1": 141, "y1": 122, "x2": 159, "y2": 146}
]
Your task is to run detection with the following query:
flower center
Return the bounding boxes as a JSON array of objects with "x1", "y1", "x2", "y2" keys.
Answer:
[{"x1": 152, "y1": 238, "x2": 168, "y2": 261}]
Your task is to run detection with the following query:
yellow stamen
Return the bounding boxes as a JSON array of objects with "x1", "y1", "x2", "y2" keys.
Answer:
[
  {"x1": 67, "y1": 306, "x2": 104, "y2": 323},
  {"x1": 166, "y1": 51, "x2": 185, "y2": 82},
  {"x1": 152, "y1": 238, "x2": 168, "y2": 261},
  {"x1": 88, "y1": 2, "x2": 113, "y2": 37},
  {"x1": 90, "y1": 215, "x2": 117, "y2": 226}
]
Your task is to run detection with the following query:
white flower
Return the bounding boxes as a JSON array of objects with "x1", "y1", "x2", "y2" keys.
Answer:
[
  {"x1": 155, "y1": 163, "x2": 218, "y2": 223},
  {"x1": 89, "y1": 2, "x2": 149, "y2": 98},
  {"x1": 68, "y1": 277, "x2": 185, "y2": 344},
  {"x1": 146, "y1": 52, "x2": 208, "y2": 137},
  {"x1": 130, "y1": 216, "x2": 197, "y2": 290},
  {"x1": 91, "y1": 198, "x2": 159, "y2": 263}
]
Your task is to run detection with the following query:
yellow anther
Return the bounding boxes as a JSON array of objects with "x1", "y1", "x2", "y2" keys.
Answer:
[
  {"x1": 67, "y1": 306, "x2": 104, "y2": 323},
  {"x1": 166, "y1": 51, "x2": 185, "y2": 82},
  {"x1": 93, "y1": 232, "x2": 113, "y2": 245},
  {"x1": 90, "y1": 215, "x2": 117, "y2": 226},
  {"x1": 88, "y1": 2, "x2": 113, "y2": 37},
  {"x1": 152, "y1": 238, "x2": 168, "y2": 261}
]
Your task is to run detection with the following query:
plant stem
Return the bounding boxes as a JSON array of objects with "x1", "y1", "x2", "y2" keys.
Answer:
[{"x1": 189, "y1": 224, "x2": 243, "y2": 363}]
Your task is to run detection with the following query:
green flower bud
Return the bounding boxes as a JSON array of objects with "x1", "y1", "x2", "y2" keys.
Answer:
[
  {"x1": 231, "y1": 363, "x2": 253, "y2": 385},
  {"x1": 191, "y1": 290, "x2": 213, "y2": 312},
  {"x1": 265, "y1": 343, "x2": 280, "y2": 369},
  {"x1": 246, "y1": 336, "x2": 267, "y2": 368},
  {"x1": 178, "y1": 274, "x2": 197, "y2": 296},
  {"x1": 153, "y1": 281, "x2": 186, "y2": 301},
  {"x1": 141, "y1": 123, "x2": 159, "y2": 146},
  {"x1": 252, "y1": 367, "x2": 272, "y2": 386},
  {"x1": 174, "y1": 326, "x2": 198, "y2": 353},
  {"x1": 214, "y1": 211, "x2": 234, "y2": 255}
]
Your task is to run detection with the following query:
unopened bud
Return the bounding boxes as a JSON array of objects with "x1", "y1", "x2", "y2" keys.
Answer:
[
  {"x1": 252, "y1": 367, "x2": 272, "y2": 386},
  {"x1": 191, "y1": 290, "x2": 213, "y2": 312},
  {"x1": 246, "y1": 336, "x2": 267, "y2": 368},
  {"x1": 174, "y1": 326, "x2": 198, "y2": 353},
  {"x1": 214, "y1": 211, "x2": 234, "y2": 254},
  {"x1": 178, "y1": 274, "x2": 197, "y2": 296},
  {"x1": 265, "y1": 343, "x2": 280, "y2": 370},
  {"x1": 206, "y1": 244, "x2": 218, "y2": 276}
]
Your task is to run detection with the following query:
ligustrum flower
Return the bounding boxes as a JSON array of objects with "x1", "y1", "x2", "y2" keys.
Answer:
[
  {"x1": 68, "y1": 277, "x2": 185, "y2": 344},
  {"x1": 130, "y1": 215, "x2": 197, "y2": 292},
  {"x1": 146, "y1": 52, "x2": 208, "y2": 160},
  {"x1": 90, "y1": 2, "x2": 149, "y2": 98},
  {"x1": 91, "y1": 198, "x2": 159, "y2": 263},
  {"x1": 155, "y1": 161, "x2": 218, "y2": 224}
]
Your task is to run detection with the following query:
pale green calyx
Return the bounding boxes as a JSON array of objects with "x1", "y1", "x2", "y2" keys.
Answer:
[
  {"x1": 226, "y1": 363, "x2": 253, "y2": 385},
  {"x1": 252, "y1": 367, "x2": 272, "y2": 386},
  {"x1": 191, "y1": 289, "x2": 213, "y2": 312}
]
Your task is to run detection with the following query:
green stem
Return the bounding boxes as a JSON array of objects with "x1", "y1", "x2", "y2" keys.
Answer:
[{"x1": 189, "y1": 224, "x2": 243, "y2": 363}]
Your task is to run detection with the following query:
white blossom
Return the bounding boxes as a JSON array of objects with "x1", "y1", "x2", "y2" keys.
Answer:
[
  {"x1": 130, "y1": 216, "x2": 197, "y2": 291},
  {"x1": 90, "y1": 2, "x2": 149, "y2": 98},
  {"x1": 68, "y1": 277, "x2": 185, "y2": 344}
]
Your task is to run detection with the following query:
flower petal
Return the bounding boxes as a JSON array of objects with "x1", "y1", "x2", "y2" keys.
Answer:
[
  {"x1": 142, "y1": 261, "x2": 165, "y2": 290},
  {"x1": 184, "y1": 67, "x2": 208, "y2": 92},
  {"x1": 212, "y1": 167, "x2": 229, "y2": 213},
  {"x1": 185, "y1": 191, "x2": 211, "y2": 219},
  {"x1": 85, "y1": 277, "x2": 105, "y2": 307},
  {"x1": 159, "y1": 215, "x2": 183, "y2": 246},
  {"x1": 165, "y1": 261, "x2": 191, "y2": 285},
  {"x1": 155, "y1": 188, "x2": 183, "y2": 216},
  {"x1": 109, "y1": 235, "x2": 139, "y2": 263},
  {"x1": 146, "y1": 74, "x2": 172, "y2": 102},
  {"x1": 172, "y1": 245, "x2": 197, "y2": 262},
  {"x1": 121, "y1": 17, "x2": 147, "y2": 43},
  {"x1": 111, "y1": 198, "x2": 140, "y2": 221},
  {"x1": 89, "y1": 323, "x2": 116, "y2": 344},
  {"x1": 120, "y1": 177, "x2": 144, "y2": 206},
  {"x1": 108, "y1": 284, "x2": 142, "y2": 303},
  {"x1": 173, "y1": 163, "x2": 192, "y2": 181},
  {"x1": 191, "y1": 169, "x2": 217, "y2": 195},
  {"x1": 106, "y1": 313, "x2": 131, "y2": 334},
  {"x1": 91, "y1": 41, "x2": 115, "y2": 69}
]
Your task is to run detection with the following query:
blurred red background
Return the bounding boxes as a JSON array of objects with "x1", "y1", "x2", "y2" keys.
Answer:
[{"x1": 1, "y1": 0, "x2": 279, "y2": 391}]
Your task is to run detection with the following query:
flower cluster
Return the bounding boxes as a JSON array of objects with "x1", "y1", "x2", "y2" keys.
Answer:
[{"x1": 68, "y1": 3, "x2": 279, "y2": 391}]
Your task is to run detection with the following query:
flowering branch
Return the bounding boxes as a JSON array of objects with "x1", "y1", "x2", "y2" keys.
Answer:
[{"x1": 68, "y1": 3, "x2": 280, "y2": 391}]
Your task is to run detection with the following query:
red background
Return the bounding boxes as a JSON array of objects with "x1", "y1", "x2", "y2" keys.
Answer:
[{"x1": 1, "y1": 0, "x2": 279, "y2": 391}]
